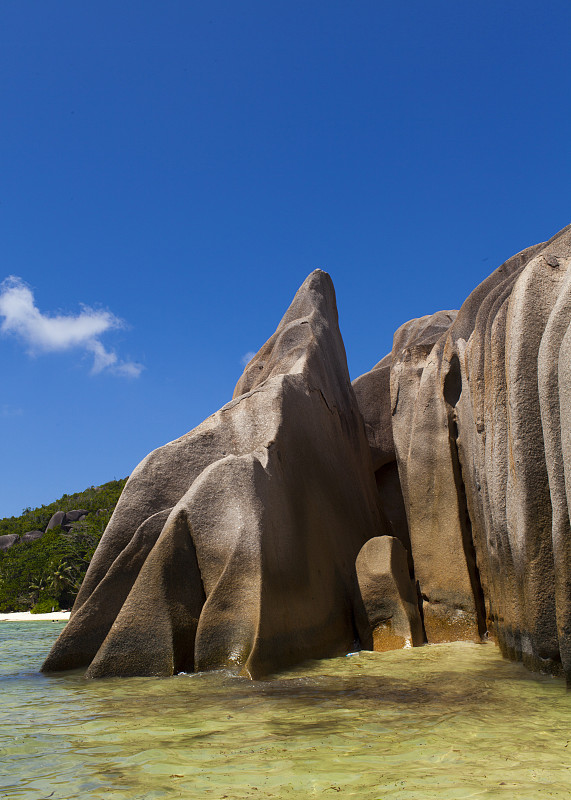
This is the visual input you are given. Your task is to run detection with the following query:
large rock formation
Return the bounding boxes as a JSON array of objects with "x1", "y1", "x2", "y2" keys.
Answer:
[
  {"x1": 42, "y1": 222, "x2": 571, "y2": 685},
  {"x1": 353, "y1": 222, "x2": 571, "y2": 682},
  {"x1": 43, "y1": 270, "x2": 385, "y2": 678}
]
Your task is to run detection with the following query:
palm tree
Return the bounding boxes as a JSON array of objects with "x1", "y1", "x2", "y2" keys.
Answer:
[
  {"x1": 48, "y1": 561, "x2": 81, "y2": 596},
  {"x1": 28, "y1": 576, "x2": 48, "y2": 604}
]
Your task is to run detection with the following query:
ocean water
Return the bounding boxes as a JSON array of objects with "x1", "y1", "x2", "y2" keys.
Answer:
[{"x1": 1, "y1": 623, "x2": 570, "y2": 800}]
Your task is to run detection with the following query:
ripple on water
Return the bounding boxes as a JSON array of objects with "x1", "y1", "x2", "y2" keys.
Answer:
[{"x1": 1, "y1": 625, "x2": 570, "y2": 799}]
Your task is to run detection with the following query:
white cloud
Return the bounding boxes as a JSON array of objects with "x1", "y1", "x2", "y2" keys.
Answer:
[
  {"x1": 0, "y1": 276, "x2": 143, "y2": 377},
  {"x1": 114, "y1": 361, "x2": 144, "y2": 378},
  {"x1": 240, "y1": 351, "x2": 256, "y2": 366},
  {"x1": 1, "y1": 404, "x2": 23, "y2": 417}
]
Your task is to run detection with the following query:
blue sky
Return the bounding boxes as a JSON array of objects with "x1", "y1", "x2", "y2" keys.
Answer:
[{"x1": 1, "y1": 1, "x2": 570, "y2": 518}]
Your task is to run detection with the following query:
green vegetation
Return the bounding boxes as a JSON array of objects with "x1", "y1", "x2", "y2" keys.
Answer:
[
  {"x1": 0, "y1": 478, "x2": 127, "y2": 612},
  {"x1": 31, "y1": 597, "x2": 60, "y2": 614}
]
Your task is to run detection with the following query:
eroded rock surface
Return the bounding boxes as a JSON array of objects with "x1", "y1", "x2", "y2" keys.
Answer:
[
  {"x1": 353, "y1": 222, "x2": 571, "y2": 682},
  {"x1": 356, "y1": 536, "x2": 424, "y2": 650},
  {"x1": 43, "y1": 270, "x2": 384, "y2": 678},
  {"x1": 42, "y1": 222, "x2": 571, "y2": 684}
]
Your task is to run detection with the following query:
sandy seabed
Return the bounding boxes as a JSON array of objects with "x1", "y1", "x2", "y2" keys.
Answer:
[{"x1": 0, "y1": 611, "x2": 70, "y2": 622}]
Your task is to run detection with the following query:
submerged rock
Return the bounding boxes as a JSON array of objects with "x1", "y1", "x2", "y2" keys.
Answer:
[{"x1": 356, "y1": 536, "x2": 424, "y2": 650}]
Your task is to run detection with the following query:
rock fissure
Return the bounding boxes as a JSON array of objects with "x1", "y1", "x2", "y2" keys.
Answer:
[{"x1": 447, "y1": 406, "x2": 488, "y2": 639}]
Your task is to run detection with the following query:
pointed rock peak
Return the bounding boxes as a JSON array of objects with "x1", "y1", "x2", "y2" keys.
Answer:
[
  {"x1": 234, "y1": 269, "x2": 349, "y2": 403},
  {"x1": 281, "y1": 269, "x2": 338, "y2": 326},
  {"x1": 42, "y1": 267, "x2": 382, "y2": 680}
]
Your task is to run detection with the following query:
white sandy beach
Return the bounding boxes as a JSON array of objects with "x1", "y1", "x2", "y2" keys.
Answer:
[{"x1": 0, "y1": 611, "x2": 70, "y2": 622}]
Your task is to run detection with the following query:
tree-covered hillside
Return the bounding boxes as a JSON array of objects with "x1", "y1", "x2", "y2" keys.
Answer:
[{"x1": 0, "y1": 478, "x2": 127, "y2": 612}]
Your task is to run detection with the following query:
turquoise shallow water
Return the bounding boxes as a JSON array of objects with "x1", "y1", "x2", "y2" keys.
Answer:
[{"x1": 1, "y1": 623, "x2": 570, "y2": 800}]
